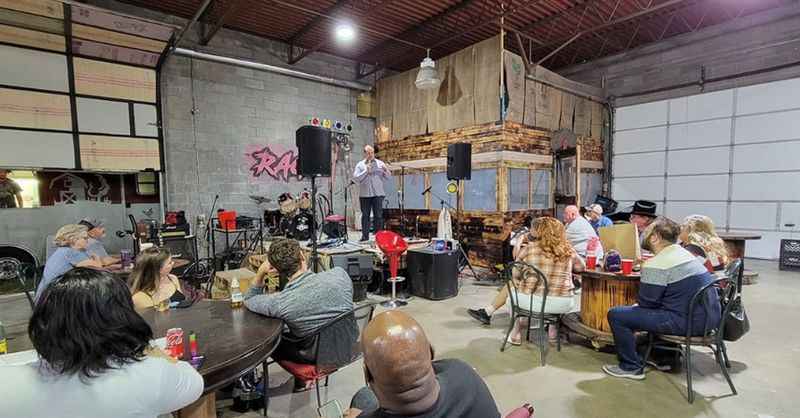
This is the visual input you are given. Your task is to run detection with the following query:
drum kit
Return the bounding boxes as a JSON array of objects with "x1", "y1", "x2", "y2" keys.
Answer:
[{"x1": 260, "y1": 191, "x2": 317, "y2": 240}]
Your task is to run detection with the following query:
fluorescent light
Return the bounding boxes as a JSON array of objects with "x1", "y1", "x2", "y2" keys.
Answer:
[{"x1": 335, "y1": 24, "x2": 356, "y2": 43}]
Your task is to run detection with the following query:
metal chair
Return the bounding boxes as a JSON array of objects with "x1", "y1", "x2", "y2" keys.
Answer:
[
  {"x1": 17, "y1": 262, "x2": 42, "y2": 309},
  {"x1": 641, "y1": 276, "x2": 738, "y2": 403},
  {"x1": 275, "y1": 302, "x2": 376, "y2": 408},
  {"x1": 500, "y1": 261, "x2": 564, "y2": 366}
]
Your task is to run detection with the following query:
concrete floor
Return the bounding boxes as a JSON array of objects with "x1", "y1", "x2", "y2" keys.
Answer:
[{"x1": 3, "y1": 259, "x2": 798, "y2": 417}]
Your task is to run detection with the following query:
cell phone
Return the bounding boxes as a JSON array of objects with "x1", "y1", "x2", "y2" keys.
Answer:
[{"x1": 317, "y1": 400, "x2": 344, "y2": 418}]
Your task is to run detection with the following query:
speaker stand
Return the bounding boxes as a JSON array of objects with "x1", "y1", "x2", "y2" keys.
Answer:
[
  {"x1": 308, "y1": 175, "x2": 322, "y2": 272},
  {"x1": 454, "y1": 180, "x2": 480, "y2": 281}
]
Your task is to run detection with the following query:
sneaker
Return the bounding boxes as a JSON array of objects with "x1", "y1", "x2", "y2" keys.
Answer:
[
  {"x1": 467, "y1": 308, "x2": 491, "y2": 325},
  {"x1": 646, "y1": 359, "x2": 672, "y2": 372},
  {"x1": 602, "y1": 364, "x2": 645, "y2": 380}
]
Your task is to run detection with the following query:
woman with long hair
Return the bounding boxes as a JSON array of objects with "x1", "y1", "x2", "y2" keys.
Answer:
[
  {"x1": 129, "y1": 247, "x2": 186, "y2": 310},
  {"x1": 35, "y1": 224, "x2": 103, "y2": 301},
  {"x1": 680, "y1": 214, "x2": 729, "y2": 272},
  {"x1": 468, "y1": 216, "x2": 585, "y2": 344},
  {"x1": 4, "y1": 268, "x2": 203, "y2": 417}
]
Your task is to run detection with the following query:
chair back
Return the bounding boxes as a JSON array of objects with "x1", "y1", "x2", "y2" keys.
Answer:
[
  {"x1": 375, "y1": 230, "x2": 408, "y2": 277},
  {"x1": 45, "y1": 235, "x2": 57, "y2": 260},
  {"x1": 684, "y1": 277, "x2": 735, "y2": 340},
  {"x1": 504, "y1": 261, "x2": 550, "y2": 318},
  {"x1": 17, "y1": 262, "x2": 41, "y2": 309},
  {"x1": 314, "y1": 303, "x2": 376, "y2": 373},
  {"x1": 723, "y1": 258, "x2": 743, "y2": 296}
]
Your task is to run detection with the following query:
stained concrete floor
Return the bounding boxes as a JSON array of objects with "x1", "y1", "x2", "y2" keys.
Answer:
[{"x1": 3, "y1": 259, "x2": 798, "y2": 418}]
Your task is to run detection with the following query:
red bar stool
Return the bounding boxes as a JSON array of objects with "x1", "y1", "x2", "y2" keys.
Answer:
[{"x1": 375, "y1": 230, "x2": 409, "y2": 309}]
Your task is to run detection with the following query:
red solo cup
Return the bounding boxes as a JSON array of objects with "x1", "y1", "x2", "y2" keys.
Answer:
[
  {"x1": 621, "y1": 259, "x2": 633, "y2": 275},
  {"x1": 586, "y1": 256, "x2": 597, "y2": 270}
]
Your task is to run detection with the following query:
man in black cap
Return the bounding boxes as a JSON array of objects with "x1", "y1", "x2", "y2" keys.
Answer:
[{"x1": 628, "y1": 200, "x2": 658, "y2": 241}]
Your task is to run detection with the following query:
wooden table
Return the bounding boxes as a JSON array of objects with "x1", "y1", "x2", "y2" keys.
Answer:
[
  {"x1": 563, "y1": 269, "x2": 641, "y2": 347},
  {"x1": 718, "y1": 232, "x2": 762, "y2": 285}
]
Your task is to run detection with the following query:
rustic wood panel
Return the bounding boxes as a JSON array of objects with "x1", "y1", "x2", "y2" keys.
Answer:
[
  {"x1": 559, "y1": 91, "x2": 576, "y2": 130},
  {"x1": 579, "y1": 136, "x2": 604, "y2": 162},
  {"x1": 73, "y1": 57, "x2": 156, "y2": 103},
  {"x1": 427, "y1": 54, "x2": 451, "y2": 133},
  {"x1": 72, "y1": 23, "x2": 167, "y2": 53},
  {"x1": 0, "y1": 87, "x2": 71, "y2": 130},
  {"x1": 0, "y1": 0, "x2": 63, "y2": 19},
  {"x1": 72, "y1": 38, "x2": 160, "y2": 67},
  {"x1": 504, "y1": 51, "x2": 525, "y2": 124},
  {"x1": 0, "y1": 23, "x2": 64, "y2": 51},
  {"x1": 79, "y1": 135, "x2": 160, "y2": 171},
  {"x1": 444, "y1": 45, "x2": 475, "y2": 131},
  {"x1": 71, "y1": 4, "x2": 174, "y2": 41},
  {"x1": 535, "y1": 82, "x2": 562, "y2": 131},
  {"x1": 390, "y1": 71, "x2": 410, "y2": 140},
  {"x1": 573, "y1": 97, "x2": 591, "y2": 136},
  {"x1": 590, "y1": 101, "x2": 604, "y2": 139},
  {"x1": 474, "y1": 35, "x2": 501, "y2": 125},
  {"x1": 0, "y1": 8, "x2": 64, "y2": 34},
  {"x1": 580, "y1": 275, "x2": 640, "y2": 332},
  {"x1": 522, "y1": 74, "x2": 537, "y2": 127},
  {"x1": 408, "y1": 68, "x2": 428, "y2": 138}
]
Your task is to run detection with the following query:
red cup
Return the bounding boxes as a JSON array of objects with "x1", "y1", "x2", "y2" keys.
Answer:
[
  {"x1": 621, "y1": 259, "x2": 633, "y2": 275},
  {"x1": 586, "y1": 256, "x2": 597, "y2": 270}
]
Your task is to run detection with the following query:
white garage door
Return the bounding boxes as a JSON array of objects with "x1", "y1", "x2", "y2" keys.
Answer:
[{"x1": 612, "y1": 77, "x2": 800, "y2": 259}]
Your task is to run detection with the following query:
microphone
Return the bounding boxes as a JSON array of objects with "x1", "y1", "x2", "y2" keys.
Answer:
[{"x1": 421, "y1": 186, "x2": 432, "y2": 196}]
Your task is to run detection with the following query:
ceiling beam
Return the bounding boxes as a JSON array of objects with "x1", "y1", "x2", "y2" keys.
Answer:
[
  {"x1": 287, "y1": 0, "x2": 350, "y2": 45},
  {"x1": 172, "y1": 0, "x2": 214, "y2": 48},
  {"x1": 533, "y1": 0, "x2": 694, "y2": 65},
  {"x1": 200, "y1": 0, "x2": 248, "y2": 45}
]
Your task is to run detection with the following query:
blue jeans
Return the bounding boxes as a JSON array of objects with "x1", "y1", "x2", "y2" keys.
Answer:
[
  {"x1": 359, "y1": 196, "x2": 384, "y2": 240},
  {"x1": 607, "y1": 306, "x2": 682, "y2": 371}
]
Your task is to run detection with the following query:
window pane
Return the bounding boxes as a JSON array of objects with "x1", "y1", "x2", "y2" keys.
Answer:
[
  {"x1": 581, "y1": 172, "x2": 603, "y2": 207},
  {"x1": 532, "y1": 169, "x2": 551, "y2": 209},
  {"x1": 403, "y1": 174, "x2": 426, "y2": 209},
  {"x1": 508, "y1": 168, "x2": 529, "y2": 210},
  {"x1": 430, "y1": 172, "x2": 456, "y2": 210},
  {"x1": 383, "y1": 175, "x2": 399, "y2": 208},
  {"x1": 137, "y1": 183, "x2": 156, "y2": 195},
  {"x1": 463, "y1": 169, "x2": 497, "y2": 211}
]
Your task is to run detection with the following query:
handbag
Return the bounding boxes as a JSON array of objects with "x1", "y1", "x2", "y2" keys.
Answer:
[{"x1": 723, "y1": 294, "x2": 750, "y2": 342}]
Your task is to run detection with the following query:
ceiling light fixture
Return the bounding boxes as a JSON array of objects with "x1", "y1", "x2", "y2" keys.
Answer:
[
  {"x1": 415, "y1": 49, "x2": 441, "y2": 90},
  {"x1": 335, "y1": 24, "x2": 356, "y2": 43}
]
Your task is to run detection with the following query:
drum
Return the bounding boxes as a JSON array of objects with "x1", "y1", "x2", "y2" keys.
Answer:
[
  {"x1": 278, "y1": 216, "x2": 294, "y2": 237},
  {"x1": 263, "y1": 209, "x2": 282, "y2": 234},
  {"x1": 279, "y1": 193, "x2": 297, "y2": 216},
  {"x1": 297, "y1": 191, "x2": 311, "y2": 210},
  {"x1": 291, "y1": 211, "x2": 315, "y2": 241}
]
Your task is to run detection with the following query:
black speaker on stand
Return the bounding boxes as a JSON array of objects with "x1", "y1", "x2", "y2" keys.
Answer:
[
  {"x1": 444, "y1": 142, "x2": 480, "y2": 281},
  {"x1": 296, "y1": 125, "x2": 332, "y2": 272}
]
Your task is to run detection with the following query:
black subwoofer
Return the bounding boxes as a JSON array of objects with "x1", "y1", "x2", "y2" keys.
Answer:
[
  {"x1": 407, "y1": 247, "x2": 459, "y2": 300},
  {"x1": 447, "y1": 142, "x2": 471, "y2": 180},
  {"x1": 296, "y1": 125, "x2": 332, "y2": 176}
]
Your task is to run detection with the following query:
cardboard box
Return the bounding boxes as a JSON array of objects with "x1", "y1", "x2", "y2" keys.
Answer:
[{"x1": 211, "y1": 268, "x2": 255, "y2": 300}]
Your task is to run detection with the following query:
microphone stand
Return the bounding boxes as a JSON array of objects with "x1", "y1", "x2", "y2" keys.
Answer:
[
  {"x1": 204, "y1": 194, "x2": 219, "y2": 260},
  {"x1": 422, "y1": 187, "x2": 480, "y2": 281}
]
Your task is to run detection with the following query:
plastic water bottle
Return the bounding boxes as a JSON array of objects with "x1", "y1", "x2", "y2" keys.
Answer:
[
  {"x1": 0, "y1": 320, "x2": 7, "y2": 355},
  {"x1": 230, "y1": 278, "x2": 244, "y2": 308}
]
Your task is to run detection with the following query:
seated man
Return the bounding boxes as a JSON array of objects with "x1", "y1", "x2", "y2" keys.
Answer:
[
  {"x1": 602, "y1": 217, "x2": 721, "y2": 380},
  {"x1": 346, "y1": 311, "x2": 500, "y2": 418},
  {"x1": 244, "y1": 238, "x2": 353, "y2": 389},
  {"x1": 627, "y1": 200, "x2": 658, "y2": 242},
  {"x1": 78, "y1": 218, "x2": 118, "y2": 266},
  {"x1": 564, "y1": 205, "x2": 603, "y2": 258},
  {"x1": 586, "y1": 204, "x2": 613, "y2": 233}
]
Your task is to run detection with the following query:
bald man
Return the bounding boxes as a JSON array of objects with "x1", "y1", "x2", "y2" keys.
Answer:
[
  {"x1": 353, "y1": 145, "x2": 391, "y2": 242},
  {"x1": 346, "y1": 311, "x2": 500, "y2": 418},
  {"x1": 563, "y1": 205, "x2": 603, "y2": 258}
]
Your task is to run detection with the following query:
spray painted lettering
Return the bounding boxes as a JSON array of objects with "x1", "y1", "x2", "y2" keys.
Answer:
[{"x1": 246, "y1": 145, "x2": 299, "y2": 183}]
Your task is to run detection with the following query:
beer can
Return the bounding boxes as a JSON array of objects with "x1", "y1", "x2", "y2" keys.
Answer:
[{"x1": 166, "y1": 328, "x2": 184, "y2": 359}]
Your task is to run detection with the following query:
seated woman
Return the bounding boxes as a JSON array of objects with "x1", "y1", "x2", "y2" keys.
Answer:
[
  {"x1": 4, "y1": 268, "x2": 203, "y2": 417},
  {"x1": 35, "y1": 224, "x2": 103, "y2": 301},
  {"x1": 680, "y1": 214, "x2": 729, "y2": 272},
  {"x1": 129, "y1": 247, "x2": 190, "y2": 310},
  {"x1": 468, "y1": 217, "x2": 585, "y2": 343}
]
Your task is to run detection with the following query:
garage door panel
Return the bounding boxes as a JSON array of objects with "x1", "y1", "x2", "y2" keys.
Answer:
[
  {"x1": 735, "y1": 110, "x2": 800, "y2": 144},
  {"x1": 668, "y1": 147, "x2": 729, "y2": 175},
  {"x1": 779, "y1": 203, "x2": 800, "y2": 230},
  {"x1": 666, "y1": 201, "x2": 727, "y2": 227},
  {"x1": 612, "y1": 152, "x2": 665, "y2": 177},
  {"x1": 667, "y1": 175, "x2": 728, "y2": 200},
  {"x1": 732, "y1": 173, "x2": 800, "y2": 200},
  {"x1": 669, "y1": 97, "x2": 688, "y2": 124},
  {"x1": 612, "y1": 178, "x2": 664, "y2": 201},
  {"x1": 737, "y1": 78, "x2": 800, "y2": 115},
  {"x1": 615, "y1": 100, "x2": 668, "y2": 130},
  {"x1": 669, "y1": 118, "x2": 731, "y2": 149},
  {"x1": 730, "y1": 202, "x2": 778, "y2": 230},
  {"x1": 733, "y1": 141, "x2": 800, "y2": 172},
  {"x1": 687, "y1": 90, "x2": 734, "y2": 121},
  {"x1": 613, "y1": 126, "x2": 666, "y2": 154}
]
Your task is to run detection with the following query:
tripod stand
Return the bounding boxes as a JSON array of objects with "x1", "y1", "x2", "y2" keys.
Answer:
[{"x1": 423, "y1": 186, "x2": 479, "y2": 280}]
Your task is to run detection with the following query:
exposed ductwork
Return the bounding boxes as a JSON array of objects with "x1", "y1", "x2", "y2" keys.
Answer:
[{"x1": 173, "y1": 47, "x2": 373, "y2": 92}]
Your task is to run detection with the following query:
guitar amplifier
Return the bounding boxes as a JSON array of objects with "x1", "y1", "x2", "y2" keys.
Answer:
[{"x1": 407, "y1": 247, "x2": 459, "y2": 300}]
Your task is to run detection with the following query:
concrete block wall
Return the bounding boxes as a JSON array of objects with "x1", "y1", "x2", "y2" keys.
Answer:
[
  {"x1": 86, "y1": 1, "x2": 376, "y2": 238},
  {"x1": 559, "y1": 2, "x2": 800, "y2": 107}
]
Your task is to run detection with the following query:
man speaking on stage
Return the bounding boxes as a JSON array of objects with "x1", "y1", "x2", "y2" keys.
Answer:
[{"x1": 353, "y1": 144, "x2": 391, "y2": 242}]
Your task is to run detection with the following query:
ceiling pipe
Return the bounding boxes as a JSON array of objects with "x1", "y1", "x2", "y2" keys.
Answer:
[{"x1": 173, "y1": 47, "x2": 373, "y2": 91}]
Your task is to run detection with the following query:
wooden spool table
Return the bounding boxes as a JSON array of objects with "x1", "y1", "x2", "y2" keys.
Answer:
[
  {"x1": 562, "y1": 269, "x2": 640, "y2": 348},
  {"x1": 718, "y1": 232, "x2": 762, "y2": 285}
]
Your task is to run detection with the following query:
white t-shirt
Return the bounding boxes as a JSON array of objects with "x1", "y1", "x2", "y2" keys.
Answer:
[
  {"x1": 1, "y1": 357, "x2": 204, "y2": 418},
  {"x1": 565, "y1": 216, "x2": 604, "y2": 259}
]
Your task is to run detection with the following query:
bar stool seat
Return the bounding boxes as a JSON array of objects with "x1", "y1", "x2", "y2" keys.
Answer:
[{"x1": 375, "y1": 230, "x2": 408, "y2": 309}]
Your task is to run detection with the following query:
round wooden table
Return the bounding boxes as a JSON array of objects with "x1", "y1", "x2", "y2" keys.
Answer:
[
  {"x1": 718, "y1": 232, "x2": 762, "y2": 285},
  {"x1": 563, "y1": 269, "x2": 640, "y2": 347}
]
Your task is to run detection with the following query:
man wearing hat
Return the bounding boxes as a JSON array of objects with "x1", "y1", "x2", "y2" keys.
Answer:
[
  {"x1": 586, "y1": 204, "x2": 613, "y2": 233},
  {"x1": 628, "y1": 200, "x2": 658, "y2": 240},
  {"x1": 0, "y1": 169, "x2": 23, "y2": 208},
  {"x1": 78, "y1": 218, "x2": 119, "y2": 266}
]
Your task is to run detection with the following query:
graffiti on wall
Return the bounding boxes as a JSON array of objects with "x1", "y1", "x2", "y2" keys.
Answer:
[{"x1": 244, "y1": 144, "x2": 301, "y2": 183}]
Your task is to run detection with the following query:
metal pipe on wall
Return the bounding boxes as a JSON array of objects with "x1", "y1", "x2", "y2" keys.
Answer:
[{"x1": 173, "y1": 48, "x2": 373, "y2": 91}]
